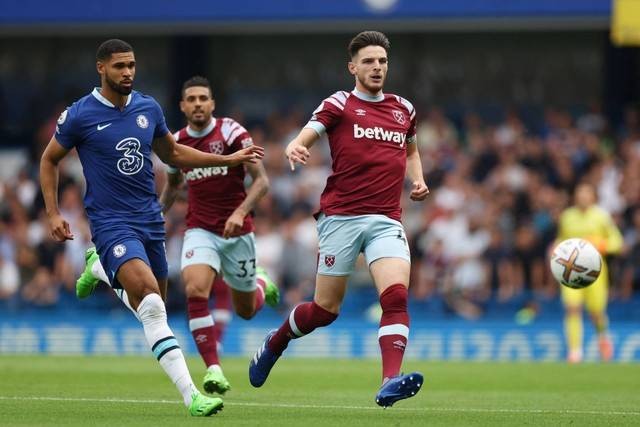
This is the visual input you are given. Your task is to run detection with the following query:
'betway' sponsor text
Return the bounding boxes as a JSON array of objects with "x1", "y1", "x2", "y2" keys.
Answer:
[
  {"x1": 353, "y1": 124, "x2": 406, "y2": 144},
  {"x1": 185, "y1": 167, "x2": 228, "y2": 181}
]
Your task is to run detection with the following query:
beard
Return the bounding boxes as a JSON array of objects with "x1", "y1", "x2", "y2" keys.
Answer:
[
  {"x1": 189, "y1": 114, "x2": 208, "y2": 127},
  {"x1": 106, "y1": 75, "x2": 133, "y2": 95},
  {"x1": 357, "y1": 74, "x2": 384, "y2": 93}
]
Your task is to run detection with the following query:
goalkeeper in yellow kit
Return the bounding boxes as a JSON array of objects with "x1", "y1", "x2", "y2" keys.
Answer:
[{"x1": 557, "y1": 183, "x2": 623, "y2": 363}]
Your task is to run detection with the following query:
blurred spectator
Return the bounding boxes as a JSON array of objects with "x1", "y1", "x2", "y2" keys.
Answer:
[
  {"x1": 621, "y1": 208, "x2": 640, "y2": 300},
  {"x1": 577, "y1": 102, "x2": 607, "y2": 136},
  {"x1": 0, "y1": 252, "x2": 19, "y2": 300},
  {"x1": 20, "y1": 228, "x2": 65, "y2": 307}
]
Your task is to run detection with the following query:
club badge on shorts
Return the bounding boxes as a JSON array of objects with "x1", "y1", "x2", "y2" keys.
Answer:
[
  {"x1": 113, "y1": 244, "x2": 127, "y2": 258},
  {"x1": 185, "y1": 249, "x2": 194, "y2": 259},
  {"x1": 324, "y1": 255, "x2": 335, "y2": 268}
]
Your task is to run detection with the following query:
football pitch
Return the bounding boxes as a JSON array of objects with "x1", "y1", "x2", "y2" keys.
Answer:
[{"x1": 0, "y1": 356, "x2": 639, "y2": 426}]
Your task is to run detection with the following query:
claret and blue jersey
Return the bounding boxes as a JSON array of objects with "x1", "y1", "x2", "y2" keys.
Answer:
[{"x1": 55, "y1": 88, "x2": 169, "y2": 225}]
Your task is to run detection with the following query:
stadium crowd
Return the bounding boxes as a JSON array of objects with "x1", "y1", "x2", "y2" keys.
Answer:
[{"x1": 1, "y1": 103, "x2": 639, "y2": 319}]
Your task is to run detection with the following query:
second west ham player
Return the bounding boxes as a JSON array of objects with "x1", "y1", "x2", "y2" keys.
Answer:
[
  {"x1": 162, "y1": 76, "x2": 279, "y2": 393},
  {"x1": 249, "y1": 31, "x2": 429, "y2": 407}
]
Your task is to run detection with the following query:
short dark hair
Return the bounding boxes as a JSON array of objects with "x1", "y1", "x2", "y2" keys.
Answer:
[
  {"x1": 348, "y1": 31, "x2": 390, "y2": 59},
  {"x1": 181, "y1": 76, "x2": 213, "y2": 98},
  {"x1": 96, "y1": 39, "x2": 133, "y2": 61}
]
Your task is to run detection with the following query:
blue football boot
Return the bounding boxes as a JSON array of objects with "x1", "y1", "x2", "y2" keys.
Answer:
[
  {"x1": 249, "y1": 330, "x2": 280, "y2": 387},
  {"x1": 375, "y1": 372, "x2": 424, "y2": 408}
]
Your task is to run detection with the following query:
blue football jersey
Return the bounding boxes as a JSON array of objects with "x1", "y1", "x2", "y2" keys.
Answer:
[{"x1": 55, "y1": 88, "x2": 170, "y2": 226}]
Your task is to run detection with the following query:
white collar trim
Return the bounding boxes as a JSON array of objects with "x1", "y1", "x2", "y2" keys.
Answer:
[
  {"x1": 352, "y1": 88, "x2": 384, "y2": 102},
  {"x1": 186, "y1": 118, "x2": 216, "y2": 138},
  {"x1": 91, "y1": 87, "x2": 132, "y2": 108}
]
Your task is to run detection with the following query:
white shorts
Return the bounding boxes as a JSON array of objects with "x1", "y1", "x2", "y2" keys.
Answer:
[
  {"x1": 181, "y1": 228, "x2": 257, "y2": 292},
  {"x1": 316, "y1": 214, "x2": 411, "y2": 276}
]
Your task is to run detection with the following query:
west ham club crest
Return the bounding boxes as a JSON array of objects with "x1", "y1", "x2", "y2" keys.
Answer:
[
  {"x1": 209, "y1": 140, "x2": 224, "y2": 155},
  {"x1": 392, "y1": 110, "x2": 406, "y2": 125},
  {"x1": 324, "y1": 255, "x2": 335, "y2": 268}
]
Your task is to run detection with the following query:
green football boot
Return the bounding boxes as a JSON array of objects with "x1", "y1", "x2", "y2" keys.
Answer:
[
  {"x1": 203, "y1": 365, "x2": 231, "y2": 395},
  {"x1": 188, "y1": 392, "x2": 224, "y2": 417},
  {"x1": 76, "y1": 247, "x2": 100, "y2": 299},
  {"x1": 257, "y1": 266, "x2": 280, "y2": 308}
]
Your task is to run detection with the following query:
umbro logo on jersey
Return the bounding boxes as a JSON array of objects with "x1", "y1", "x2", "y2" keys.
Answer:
[
  {"x1": 97, "y1": 123, "x2": 112, "y2": 131},
  {"x1": 355, "y1": 109, "x2": 366, "y2": 116}
]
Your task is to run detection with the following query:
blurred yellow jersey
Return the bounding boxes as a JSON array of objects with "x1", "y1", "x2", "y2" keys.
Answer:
[
  {"x1": 557, "y1": 205, "x2": 623, "y2": 310},
  {"x1": 557, "y1": 206, "x2": 623, "y2": 256}
]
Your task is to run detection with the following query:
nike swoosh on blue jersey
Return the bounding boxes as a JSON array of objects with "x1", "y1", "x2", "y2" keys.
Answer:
[{"x1": 97, "y1": 123, "x2": 112, "y2": 130}]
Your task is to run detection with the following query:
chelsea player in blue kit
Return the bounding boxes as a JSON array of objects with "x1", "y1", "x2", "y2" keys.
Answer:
[{"x1": 39, "y1": 39, "x2": 263, "y2": 417}]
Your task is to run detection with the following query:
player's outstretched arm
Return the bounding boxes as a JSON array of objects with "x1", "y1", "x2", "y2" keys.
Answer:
[
  {"x1": 159, "y1": 169, "x2": 184, "y2": 214},
  {"x1": 153, "y1": 133, "x2": 264, "y2": 168},
  {"x1": 223, "y1": 160, "x2": 270, "y2": 238},
  {"x1": 284, "y1": 128, "x2": 319, "y2": 171},
  {"x1": 40, "y1": 137, "x2": 74, "y2": 241},
  {"x1": 406, "y1": 142, "x2": 429, "y2": 201}
]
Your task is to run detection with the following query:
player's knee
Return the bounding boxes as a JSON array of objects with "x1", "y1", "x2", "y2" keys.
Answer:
[
  {"x1": 317, "y1": 311, "x2": 338, "y2": 327},
  {"x1": 185, "y1": 281, "x2": 210, "y2": 299},
  {"x1": 314, "y1": 299, "x2": 341, "y2": 315},
  {"x1": 136, "y1": 293, "x2": 166, "y2": 321},
  {"x1": 587, "y1": 310, "x2": 604, "y2": 321},
  {"x1": 235, "y1": 298, "x2": 257, "y2": 320},
  {"x1": 312, "y1": 301, "x2": 339, "y2": 327},
  {"x1": 379, "y1": 284, "x2": 408, "y2": 313},
  {"x1": 565, "y1": 306, "x2": 581, "y2": 316},
  {"x1": 236, "y1": 307, "x2": 255, "y2": 320}
]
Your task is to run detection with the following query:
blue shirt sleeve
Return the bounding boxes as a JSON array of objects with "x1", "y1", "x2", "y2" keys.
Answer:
[
  {"x1": 54, "y1": 105, "x2": 80, "y2": 149},
  {"x1": 151, "y1": 99, "x2": 170, "y2": 139}
]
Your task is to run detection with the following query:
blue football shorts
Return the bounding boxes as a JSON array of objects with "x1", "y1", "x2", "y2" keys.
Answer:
[{"x1": 92, "y1": 222, "x2": 168, "y2": 289}]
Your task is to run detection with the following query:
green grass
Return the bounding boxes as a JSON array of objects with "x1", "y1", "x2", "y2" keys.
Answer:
[{"x1": 0, "y1": 355, "x2": 639, "y2": 426}]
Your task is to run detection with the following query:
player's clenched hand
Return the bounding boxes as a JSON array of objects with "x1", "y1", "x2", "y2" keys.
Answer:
[
  {"x1": 48, "y1": 213, "x2": 74, "y2": 241},
  {"x1": 285, "y1": 143, "x2": 310, "y2": 171},
  {"x1": 410, "y1": 181, "x2": 429, "y2": 201},
  {"x1": 223, "y1": 209, "x2": 245, "y2": 239},
  {"x1": 228, "y1": 145, "x2": 264, "y2": 166}
]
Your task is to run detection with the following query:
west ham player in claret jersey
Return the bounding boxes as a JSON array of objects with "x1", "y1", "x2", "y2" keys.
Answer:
[
  {"x1": 249, "y1": 31, "x2": 429, "y2": 408},
  {"x1": 39, "y1": 39, "x2": 263, "y2": 417},
  {"x1": 161, "y1": 76, "x2": 280, "y2": 394}
]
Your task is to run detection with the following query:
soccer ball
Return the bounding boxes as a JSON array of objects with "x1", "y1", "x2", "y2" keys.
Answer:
[{"x1": 549, "y1": 238, "x2": 602, "y2": 289}]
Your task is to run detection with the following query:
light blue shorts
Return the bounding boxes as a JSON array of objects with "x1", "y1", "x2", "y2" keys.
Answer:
[
  {"x1": 316, "y1": 214, "x2": 410, "y2": 276},
  {"x1": 181, "y1": 228, "x2": 257, "y2": 292}
]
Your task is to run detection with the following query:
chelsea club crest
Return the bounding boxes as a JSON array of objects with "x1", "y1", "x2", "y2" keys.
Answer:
[{"x1": 136, "y1": 114, "x2": 149, "y2": 129}]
